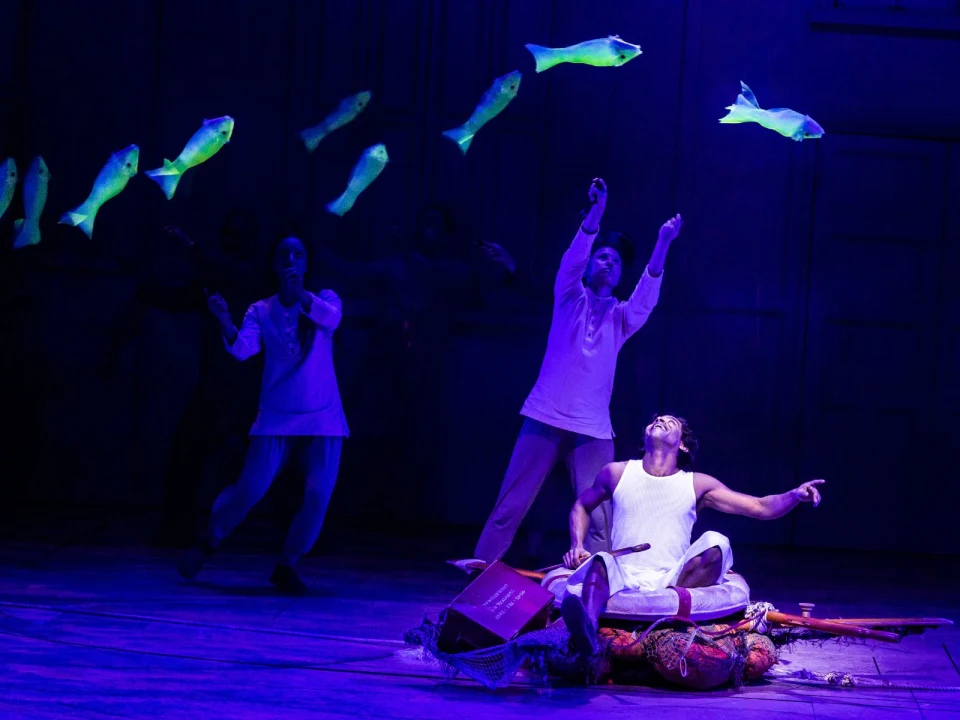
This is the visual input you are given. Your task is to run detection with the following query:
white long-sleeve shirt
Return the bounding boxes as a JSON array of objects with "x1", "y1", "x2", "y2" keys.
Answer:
[
  {"x1": 520, "y1": 226, "x2": 662, "y2": 439},
  {"x1": 226, "y1": 290, "x2": 349, "y2": 437}
]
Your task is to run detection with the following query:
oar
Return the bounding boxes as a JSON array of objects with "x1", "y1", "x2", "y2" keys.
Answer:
[
  {"x1": 446, "y1": 543, "x2": 652, "y2": 582},
  {"x1": 765, "y1": 611, "x2": 901, "y2": 643},
  {"x1": 823, "y1": 617, "x2": 953, "y2": 629},
  {"x1": 534, "y1": 543, "x2": 652, "y2": 574}
]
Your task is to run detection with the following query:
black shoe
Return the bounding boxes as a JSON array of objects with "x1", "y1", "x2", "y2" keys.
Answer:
[
  {"x1": 178, "y1": 541, "x2": 215, "y2": 580},
  {"x1": 270, "y1": 564, "x2": 308, "y2": 596},
  {"x1": 561, "y1": 594, "x2": 598, "y2": 660}
]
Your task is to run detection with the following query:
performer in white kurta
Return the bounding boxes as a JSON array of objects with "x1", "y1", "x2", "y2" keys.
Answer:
[
  {"x1": 561, "y1": 414, "x2": 826, "y2": 661},
  {"x1": 178, "y1": 235, "x2": 349, "y2": 595},
  {"x1": 474, "y1": 178, "x2": 684, "y2": 563}
]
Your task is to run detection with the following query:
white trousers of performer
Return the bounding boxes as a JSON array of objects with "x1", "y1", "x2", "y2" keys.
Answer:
[
  {"x1": 565, "y1": 531, "x2": 734, "y2": 598},
  {"x1": 208, "y1": 435, "x2": 342, "y2": 565}
]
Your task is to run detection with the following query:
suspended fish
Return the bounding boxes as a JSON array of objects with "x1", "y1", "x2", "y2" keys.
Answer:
[
  {"x1": 144, "y1": 116, "x2": 234, "y2": 199},
  {"x1": 59, "y1": 145, "x2": 139, "y2": 239},
  {"x1": 300, "y1": 91, "x2": 372, "y2": 153},
  {"x1": 441, "y1": 70, "x2": 521, "y2": 155},
  {"x1": 12, "y1": 156, "x2": 50, "y2": 249},
  {"x1": 524, "y1": 35, "x2": 641, "y2": 73},
  {"x1": 326, "y1": 143, "x2": 389, "y2": 216},
  {"x1": 719, "y1": 82, "x2": 824, "y2": 142},
  {"x1": 0, "y1": 158, "x2": 17, "y2": 223}
]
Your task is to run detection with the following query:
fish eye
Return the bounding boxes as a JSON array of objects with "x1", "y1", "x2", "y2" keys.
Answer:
[
  {"x1": 220, "y1": 131, "x2": 227, "y2": 135},
  {"x1": 619, "y1": 54, "x2": 625, "y2": 59},
  {"x1": 125, "y1": 163, "x2": 132, "y2": 168}
]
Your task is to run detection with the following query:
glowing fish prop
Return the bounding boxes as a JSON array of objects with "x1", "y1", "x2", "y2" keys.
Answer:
[
  {"x1": 59, "y1": 145, "x2": 139, "y2": 239},
  {"x1": 300, "y1": 91, "x2": 372, "y2": 152},
  {"x1": 441, "y1": 70, "x2": 521, "y2": 155},
  {"x1": 719, "y1": 82, "x2": 824, "y2": 142},
  {"x1": 12, "y1": 156, "x2": 50, "y2": 249},
  {"x1": 0, "y1": 158, "x2": 17, "y2": 222},
  {"x1": 144, "y1": 116, "x2": 234, "y2": 199},
  {"x1": 326, "y1": 143, "x2": 389, "y2": 216},
  {"x1": 524, "y1": 35, "x2": 641, "y2": 73}
]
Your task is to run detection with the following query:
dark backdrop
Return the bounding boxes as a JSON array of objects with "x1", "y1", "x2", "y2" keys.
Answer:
[{"x1": 1, "y1": 0, "x2": 958, "y2": 556}]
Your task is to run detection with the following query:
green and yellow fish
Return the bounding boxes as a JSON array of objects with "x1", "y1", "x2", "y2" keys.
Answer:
[
  {"x1": 0, "y1": 158, "x2": 17, "y2": 223},
  {"x1": 719, "y1": 82, "x2": 824, "y2": 142},
  {"x1": 144, "y1": 116, "x2": 234, "y2": 199},
  {"x1": 525, "y1": 35, "x2": 641, "y2": 73},
  {"x1": 60, "y1": 145, "x2": 139, "y2": 239},
  {"x1": 326, "y1": 143, "x2": 389, "y2": 216},
  {"x1": 441, "y1": 70, "x2": 521, "y2": 155},
  {"x1": 12, "y1": 156, "x2": 50, "y2": 249},
  {"x1": 300, "y1": 91, "x2": 372, "y2": 153}
]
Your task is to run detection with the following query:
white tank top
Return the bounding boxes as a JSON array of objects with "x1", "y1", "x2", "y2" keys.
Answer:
[{"x1": 611, "y1": 460, "x2": 697, "y2": 581}]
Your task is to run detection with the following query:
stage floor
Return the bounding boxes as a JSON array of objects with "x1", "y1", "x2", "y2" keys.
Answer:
[{"x1": 1, "y1": 539, "x2": 958, "y2": 719}]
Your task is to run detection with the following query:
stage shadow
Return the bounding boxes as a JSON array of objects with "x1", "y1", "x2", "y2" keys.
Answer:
[{"x1": 182, "y1": 580, "x2": 334, "y2": 598}]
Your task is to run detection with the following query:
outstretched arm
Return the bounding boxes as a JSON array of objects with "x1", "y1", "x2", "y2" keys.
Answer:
[
  {"x1": 225, "y1": 306, "x2": 263, "y2": 360},
  {"x1": 555, "y1": 178, "x2": 607, "y2": 302},
  {"x1": 647, "y1": 214, "x2": 682, "y2": 279},
  {"x1": 300, "y1": 289, "x2": 343, "y2": 331},
  {"x1": 565, "y1": 461, "x2": 624, "y2": 569},
  {"x1": 208, "y1": 294, "x2": 261, "y2": 360},
  {"x1": 695, "y1": 473, "x2": 825, "y2": 520},
  {"x1": 622, "y1": 214, "x2": 682, "y2": 338}
]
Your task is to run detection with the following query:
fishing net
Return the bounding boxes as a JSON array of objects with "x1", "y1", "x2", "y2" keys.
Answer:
[
  {"x1": 404, "y1": 614, "x2": 588, "y2": 689},
  {"x1": 601, "y1": 624, "x2": 777, "y2": 690},
  {"x1": 405, "y1": 608, "x2": 779, "y2": 690}
]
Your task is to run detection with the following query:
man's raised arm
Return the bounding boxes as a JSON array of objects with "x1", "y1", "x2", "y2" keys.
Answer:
[{"x1": 555, "y1": 178, "x2": 608, "y2": 301}]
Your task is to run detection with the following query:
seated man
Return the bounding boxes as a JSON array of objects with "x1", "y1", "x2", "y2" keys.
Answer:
[{"x1": 560, "y1": 414, "x2": 825, "y2": 660}]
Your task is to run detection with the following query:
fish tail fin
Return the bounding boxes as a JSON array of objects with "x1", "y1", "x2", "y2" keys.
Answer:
[
  {"x1": 441, "y1": 125, "x2": 474, "y2": 155},
  {"x1": 300, "y1": 128, "x2": 325, "y2": 153},
  {"x1": 12, "y1": 218, "x2": 39, "y2": 248},
  {"x1": 144, "y1": 159, "x2": 182, "y2": 200},
  {"x1": 719, "y1": 97, "x2": 756, "y2": 124},
  {"x1": 326, "y1": 193, "x2": 355, "y2": 217},
  {"x1": 524, "y1": 43, "x2": 561, "y2": 73},
  {"x1": 59, "y1": 204, "x2": 97, "y2": 239}
]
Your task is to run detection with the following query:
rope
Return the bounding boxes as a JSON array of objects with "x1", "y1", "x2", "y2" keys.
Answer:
[
  {"x1": 768, "y1": 666, "x2": 960, "y2": 691},
  {"x1": 745, "y1": 601, "x2": 777, "y2": 634},
  {"x1": 617, "y1": 600, "x2": 775, "y2": 653}
]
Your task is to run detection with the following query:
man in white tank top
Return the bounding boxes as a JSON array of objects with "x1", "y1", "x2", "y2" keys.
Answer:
[{"x1": 560, "y1": 414, "x2": 825, "y2": 661}]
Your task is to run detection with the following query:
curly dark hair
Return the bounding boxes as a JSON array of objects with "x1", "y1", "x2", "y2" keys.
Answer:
[
  {"x1": 591, "y1": 229, "x2": 636, "y2": 267},
  {"x1": 638, "y1": 413, "x2": 699, "y2": 470}
]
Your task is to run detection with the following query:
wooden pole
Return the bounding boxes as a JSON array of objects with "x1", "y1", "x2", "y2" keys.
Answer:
[
  {"x1": 450, "y1": 544, "x2": 652, "y2": 581},
  {"x1": 823, "y1": 617, "x2": 953, "y2": 629},
  {"x1": 766, "y1": 611, "x2": 901, "y2": 643},
  {"x1": 534, "y1": 543, "x2": 652, "y2": 574}
]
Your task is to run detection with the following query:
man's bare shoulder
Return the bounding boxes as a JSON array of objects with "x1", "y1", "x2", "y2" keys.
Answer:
[
  {"x1": 601, "y1": 460, "x2": 631, "y2": 489},
  {"x1": 692, "y1": 472, "x2": 724, "y2": 499}
]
